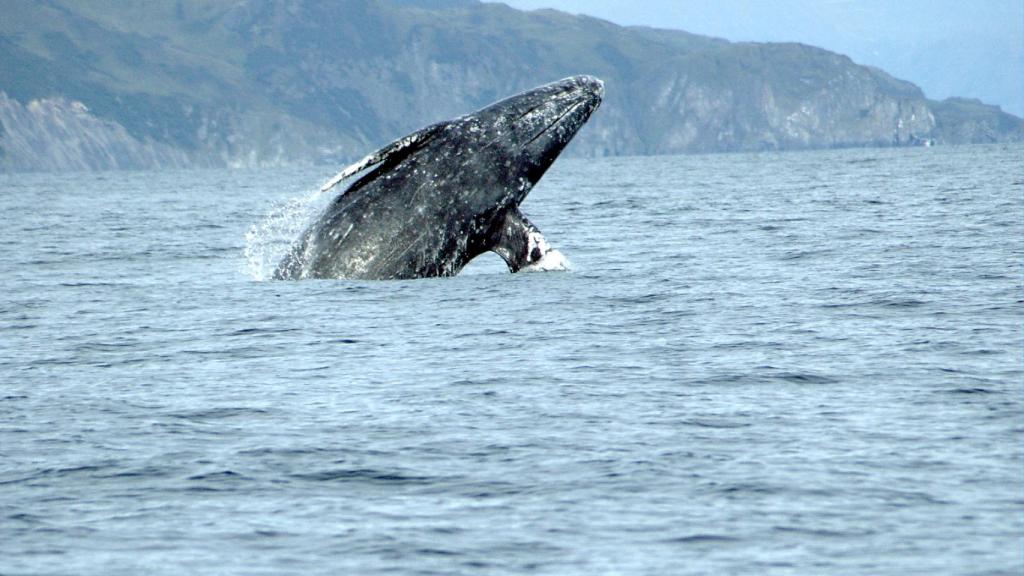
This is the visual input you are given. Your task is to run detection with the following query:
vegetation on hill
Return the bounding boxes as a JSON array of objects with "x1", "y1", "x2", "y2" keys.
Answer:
[{"x1": 1, "y1": 0, "x2": 1020, "y2": 171}]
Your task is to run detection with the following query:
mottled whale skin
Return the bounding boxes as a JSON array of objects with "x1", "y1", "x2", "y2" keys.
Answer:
[{"x1": 274, "y1": 75, "x2": 604, "y2": 280}]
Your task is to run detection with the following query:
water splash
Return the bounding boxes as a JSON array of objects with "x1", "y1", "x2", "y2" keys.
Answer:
[
  {"x1": 243, "y1": 184, "x2": 572, "y2": 279},
  {"x1": 523, "y1": 249, "x2": 571, "y2": 272},
  {"x1": 244, "y1": 187, "x2": 330, "y2": 281}
]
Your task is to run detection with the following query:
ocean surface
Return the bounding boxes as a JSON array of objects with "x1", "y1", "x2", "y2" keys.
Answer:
[{"x1": 1, "y1": 144, "x2": 1021, "y2": 575}]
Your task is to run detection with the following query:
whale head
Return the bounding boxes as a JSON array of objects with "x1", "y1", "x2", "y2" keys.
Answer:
[{"x1": 456, "y1": 75, "x2": 605, "y2": 203}]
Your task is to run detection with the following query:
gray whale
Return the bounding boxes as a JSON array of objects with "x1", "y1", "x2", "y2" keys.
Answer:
[{"x1": 274, "y1": 75, "x2": 604, "y2": 280}]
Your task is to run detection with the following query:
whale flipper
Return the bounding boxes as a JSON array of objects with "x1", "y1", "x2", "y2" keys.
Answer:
[
  {"x1": 490, "y1": 209, "x2": 563, "y2": 272},
  {"x1": 320, "y1": 122, "x2": 445, "y2": 192}
]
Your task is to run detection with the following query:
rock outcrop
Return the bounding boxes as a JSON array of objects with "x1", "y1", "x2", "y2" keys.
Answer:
[{"x1": 0, "y1": 93, "x2": 195, "y2": 171}]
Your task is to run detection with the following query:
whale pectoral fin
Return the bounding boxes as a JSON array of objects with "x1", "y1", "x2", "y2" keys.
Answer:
[
  {"x1": 490, "y1": 209, "x2": 567, "y2": 272},
  {"x1": 320, "y1": 122, "x2": 446, "y2": 192}
]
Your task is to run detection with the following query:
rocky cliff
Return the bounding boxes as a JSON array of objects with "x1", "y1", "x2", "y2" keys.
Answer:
[{"x1": 1, "y1": 0, "x2": 1021, "y2": 172}]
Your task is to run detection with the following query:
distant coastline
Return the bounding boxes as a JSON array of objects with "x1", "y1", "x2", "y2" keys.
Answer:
[{"x1": 1, "y1": 0, "x2": 1022, "y2": 172}]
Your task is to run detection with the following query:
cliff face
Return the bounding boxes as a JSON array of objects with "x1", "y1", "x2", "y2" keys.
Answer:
[
  {"x1": 0, "y1": 0, "x2": 1021, "y2": 172},
  {"x1": 0, "y1": 93, "x2": 195, "y2": 171},
  {"x1": 930, "y1": 98, "x2": 1024, "y2": 144},
  {"x1": 626, "y1": 44, "x2": 941, "y2": 154}
]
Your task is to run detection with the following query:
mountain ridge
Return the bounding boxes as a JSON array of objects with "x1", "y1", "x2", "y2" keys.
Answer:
[{"x1": 1, "y1": 0, "x2": 1021, "y2": 172}]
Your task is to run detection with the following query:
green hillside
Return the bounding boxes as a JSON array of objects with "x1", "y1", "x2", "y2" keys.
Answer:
[{"x1": 1, "y1": 0, "x2": 1020, "y2": 171}]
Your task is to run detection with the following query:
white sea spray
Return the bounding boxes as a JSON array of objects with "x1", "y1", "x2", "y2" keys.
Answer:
[{"x1": 243, "y1": 186, "x2": 331, "y2": 281}]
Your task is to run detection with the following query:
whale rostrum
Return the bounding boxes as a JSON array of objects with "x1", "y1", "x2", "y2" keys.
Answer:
[{"x1": 274, "y1": 75, "x2": 604, "y2": 280}]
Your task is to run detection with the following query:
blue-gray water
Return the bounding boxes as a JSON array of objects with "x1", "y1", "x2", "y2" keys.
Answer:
[{"x1": 1, "y1": 145, "x2": 1021, "y2": 575}]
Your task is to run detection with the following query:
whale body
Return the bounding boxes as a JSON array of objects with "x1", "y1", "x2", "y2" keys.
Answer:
[{"x1": 274, "y1": 75, "x2": 604, "y2": 280}]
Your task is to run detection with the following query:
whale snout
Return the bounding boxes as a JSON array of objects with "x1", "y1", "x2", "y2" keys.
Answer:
[
  {"x1": 572, "y1": 75, "x2": 605, "y2": 100},
  {"x1": 557, "y1": 75, "x2": 604, "y2": 106}
]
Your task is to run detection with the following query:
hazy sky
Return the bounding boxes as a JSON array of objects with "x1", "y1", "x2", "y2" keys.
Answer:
[{"x1": 490, "y1": 0, "x2": 1024, "y2": 116}]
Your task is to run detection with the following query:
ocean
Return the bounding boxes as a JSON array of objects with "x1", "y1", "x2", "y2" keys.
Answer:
[{"x1": 1, "y1": 144, "x2": 1021, "y2": 575}]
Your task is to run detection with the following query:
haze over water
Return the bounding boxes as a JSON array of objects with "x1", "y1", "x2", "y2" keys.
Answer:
[{"x1": 1, "y1": 144, "x2": 1021, "y2": 574}]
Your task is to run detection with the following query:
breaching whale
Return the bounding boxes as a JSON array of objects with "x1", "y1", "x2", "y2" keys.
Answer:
[{"x1": 273, "y1": 75, "x2": 604, "y2": 280}]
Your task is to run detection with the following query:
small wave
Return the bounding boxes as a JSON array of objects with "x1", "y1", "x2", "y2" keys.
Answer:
[
  {"x1": 876, "y1": 298, "x2": 928, "y2": 308},
  {"x1": 775, "y1": 372, "x2": 838, "y2": 385},
  {"x1": 772, "y1": 525, "x2": 876, "y2": 538},
  {"x1": 327, "y1": 338, "x2": 360, "y2": 344},
  {"x1": 413, "y1": 548, "x2": 460, "y2": 557},
  {"x1": 6, "y1": 512, "x2": 47, "y2": 524},
  {"x1": 57, "y1": 281, "x2": 122, "y2": 287},
  {"x1": 291, "y1": 468, "x2": 435, "y2": 485},
  {"x1": 225, "y1": 327, "x2": 301, "y2": 337},
  {"x1": 0, "y1": 463, "x2": 117, "y2": 485},
  {"x1": 188, "y1": 470, "x2": 247, "y2": 481},
  {"x1": 780, "y1": 248, "x2": 833, "y2": 261},
  {"x1": 681, "y1": 419, "x2": 751, "y2": 429},
  {"x1": 713, "y1": 483, "x2": 782, "y2": 496},
  {"x1": 98, "y1": 466, "x2": 174, "y2": 479},
  {"x1": 661, "y1": 534, "x2": 739, "y2": 544},
  {"x1": 846, "y1": 157, "x2": 878, "y2": 165},
  {"x1": 167, "y1": 407, "x2": 270, "y2": 421}
]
